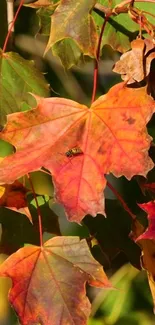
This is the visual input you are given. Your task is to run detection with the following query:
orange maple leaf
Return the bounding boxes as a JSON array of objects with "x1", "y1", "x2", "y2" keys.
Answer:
[
  {"x1": 0, "y1": 236, "x2": 112, "y2": 325},
  {"x1": 0, "y1": 83, "x2": 154, "y2": 222},
  {"x1": 0, "y1": 180, "x2": 32, "y2": 222}
]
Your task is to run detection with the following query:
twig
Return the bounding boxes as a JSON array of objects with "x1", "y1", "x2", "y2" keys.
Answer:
[
  {"x1": 91, "y1": 14, "x2": 110, "y2": 104},
  {"x1": 115, "y1": 0, "x2": 155, "y2": 9},
  {"x1": 94, "y1": 3, "x2": 112, "y2": 16},
  {"x1": 107, "y1": 181, "x2": 136, "y2": 220},
  {"x1": 94, "y1": 0, "x2": 155, "y2": 16},
  {"x1": 5, "y1": 0, "x2": 14, "y2": 49},
  {"x1": 27, "y1": 174, "x2": 43, "y2": 247},
  {"x1": 3, "y1": 0, "x2": 25, "y2": 53},
  {"x1": 141, "y1": 10, "x2": 155, "y2": 19}
]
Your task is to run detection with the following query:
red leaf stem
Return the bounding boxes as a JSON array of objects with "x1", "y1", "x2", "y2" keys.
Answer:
[
  {"x1": 2, "y1": 0, "x2": 25, "y2": 53},
  {"x1": 91, "y1": 14, "x2": 110, "y2": 104},
  {"x1": 107, "y1": 181, "x2": 136, "y2": 220}
]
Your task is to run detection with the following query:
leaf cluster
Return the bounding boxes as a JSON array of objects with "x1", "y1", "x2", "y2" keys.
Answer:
[{"x1": 0, "y1": 0, "x2": 155, "y2": 324}]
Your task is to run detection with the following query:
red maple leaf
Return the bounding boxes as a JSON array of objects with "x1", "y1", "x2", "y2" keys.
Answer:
[{"x1": 132, "y1": 201, "x2": 155, "y2": 311}]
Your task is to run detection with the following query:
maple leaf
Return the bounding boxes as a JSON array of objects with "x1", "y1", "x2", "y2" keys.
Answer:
[
  {"x1": 93, "y1": 2, "x2": 155, "y2": 54},
  {"x1": 0, "y1": 82, "x2": 154, "y2": 222},
  {"x1": 0, "y1": 180, "x2": 27, "y2": 208},
  {"x1": 132, "y1": 201, "x2": 155, "y2": 312},
  {"x1": 45, "y1": 0, "x2": 98, "y2": 68},
  {"x1": 0, "y1": 51, "x2": 50, "y2": 125},
  {"x1": 0, "y1": 181, "x2": 32, "y2": 222},
  {"x1": 37, "y1": 7, "x2": 55, "y2": 36},
  {"x1": 92, "y1": 9, "x2": 138, "y2": 53},
  {"x1": 0, "y1": 236, "x2": 112, "y2": 325},
  {"x1": 137, "y1": 202, "x2": 155, "y2": 241},
  {"x1": 113, "y1": 39, "x2": 155, "y2": 84}
]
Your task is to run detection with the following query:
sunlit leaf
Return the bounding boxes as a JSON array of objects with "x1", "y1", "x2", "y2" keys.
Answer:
[
  {"x1": 0, "y1": 83, "x2": 154, "y2": 222},
  {"x1": 0, "y1": 237, "x2": 112, "y2": 325},
  {"x1": 93, "y1": 0, "x2": 155, "y2": 53},
  {"x1": 45, "y1": 0, "x2": 98, "y2": 68}
]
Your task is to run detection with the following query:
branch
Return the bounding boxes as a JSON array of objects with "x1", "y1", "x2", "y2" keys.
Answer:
[
  {"x1": 107, "y1": 181, "x2": 136, "y2": 220},
  {"x1": 27, "y1": 174, "x2": 43, "y2": 247},
  {"x1": 94, "y1": 3, "x2": 112, "y2": 16},
  {"x1": 94, "y1": 0, "x2": 155, "y2": 16},
  {"x1": 91, "y1": 14, "x2": 110, "y2": 103},
  {"x1": 115, "y1": 0, "x2": 155, "y2": 9},
  {"x1": 3, "y1": 0, "x2": 25, "y2": 53},
  {"x1": 6, "y1": 0, "x2": 14, "y2": 32}
]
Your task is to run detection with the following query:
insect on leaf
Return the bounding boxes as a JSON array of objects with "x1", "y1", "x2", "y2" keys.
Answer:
[{"x1": 0, "y1": 83, "x2": 154, "y2": 222}]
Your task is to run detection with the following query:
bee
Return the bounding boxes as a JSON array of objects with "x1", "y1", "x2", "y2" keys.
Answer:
[{"x1": 65, "y1": 146, "x2": 83, "y2": 158}]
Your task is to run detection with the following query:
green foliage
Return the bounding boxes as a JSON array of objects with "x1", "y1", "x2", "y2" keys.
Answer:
[
  {"x1": 0, "y1": 51, "x2": 50, "y2": 125},
  {"x1": 90, "y1": 264, "x2": 154, "y2": 325}
]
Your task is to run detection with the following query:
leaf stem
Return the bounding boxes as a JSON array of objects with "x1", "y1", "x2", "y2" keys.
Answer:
[
  {"x1": 107, "y1": 181, "x2": 136, "y2": 220},
  {"x1": 91, "y1": 14, "x2": 110, "y2": 104},
  {"x1": 94, "y1": 0, "x2": 155, "y2": 16},
  {"x1": 141, "y1": 10, "x2": 155, "y2": 19},
  {"x1": 3, "y1": 0, "x2": 25, "y2": 53},
  {"x1": 115, "y1": 0, "x2": 155, "y2": 9},
  {"x1": 27, "y1": 173, "x2": 43, "y2": 247}
]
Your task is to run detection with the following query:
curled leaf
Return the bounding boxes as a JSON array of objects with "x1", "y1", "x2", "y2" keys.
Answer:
[
  {"x1": 113, "y1": 39, "x2": 155, "y2": 84},
  {"x1": 0, "y1": 181, "x2": 32, "y2": 222}
]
